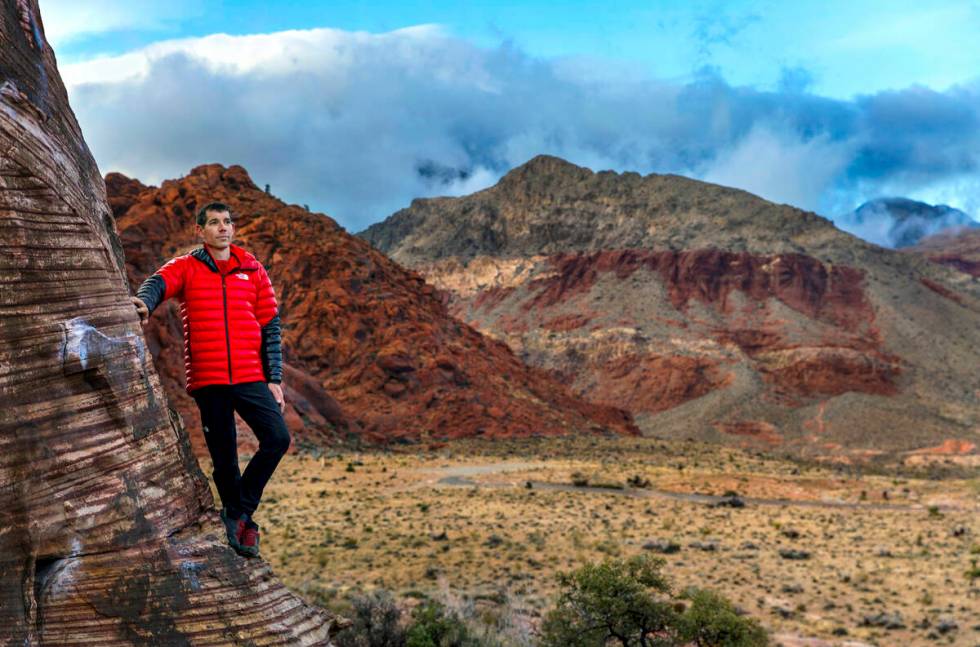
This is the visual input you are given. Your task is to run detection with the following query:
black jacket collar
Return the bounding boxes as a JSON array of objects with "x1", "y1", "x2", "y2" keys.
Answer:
[{"x1": 190, "y1": 245, "x2": 259, "y2": 274}]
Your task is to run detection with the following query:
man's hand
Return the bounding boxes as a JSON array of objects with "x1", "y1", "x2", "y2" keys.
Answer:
[
  {"x1": 269, "y1": 383, "x2": 285, "y2": 413},
  {"x1": 131, "y1": 296, "x2": 149, "y2": 326}
]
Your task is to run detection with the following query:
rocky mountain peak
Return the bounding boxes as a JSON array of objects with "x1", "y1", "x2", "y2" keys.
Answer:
[
  {"x1": 185, "y1": 163, "x2": 259, "y2": 192},
  {"x1": 496, "y1": 154, "x2": 596, "y2": 191},
  {"x1": 360, "y1": 154, "x2": 845, "y2": 266}
]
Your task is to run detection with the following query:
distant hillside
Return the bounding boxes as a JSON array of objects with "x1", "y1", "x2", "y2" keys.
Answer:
[
  {"x1": 357, "y1": 155, "x2": 980, "y2": 460},
  {"x1": 904, "y1": 226, "x2": 980, "y2": 277},
  {"x1": 837, "y1": 197, "x2": 978, "y2": 248}
]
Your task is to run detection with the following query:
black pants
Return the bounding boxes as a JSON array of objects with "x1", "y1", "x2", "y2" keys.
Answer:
[{"x1": 191, "y1": 381, "x2": 290, "y2": 519}]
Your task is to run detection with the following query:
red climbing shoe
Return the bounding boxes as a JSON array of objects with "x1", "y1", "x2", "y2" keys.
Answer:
[
  {"x1": 239, "y1": 517, "x2": 260, "y2": 558},
  {"x1": 220, "y1": 508, "x2": 244, "y2": 551}
]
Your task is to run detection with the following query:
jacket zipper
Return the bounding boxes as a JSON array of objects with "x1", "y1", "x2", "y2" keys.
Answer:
[{"x1": 221, "y1": 273, "x2": 233, "y2": 383}]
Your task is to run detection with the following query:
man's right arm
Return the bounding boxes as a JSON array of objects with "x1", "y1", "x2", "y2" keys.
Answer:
[
  {"x1": 132, "y1": 257, "x2": 187, "y2": 325},
  {"x1": 135, "y1": 274, "x2": 167, "y2": 314}
]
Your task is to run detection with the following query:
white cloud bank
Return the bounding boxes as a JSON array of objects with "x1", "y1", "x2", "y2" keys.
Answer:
[{"x1": 62, "y1": 26, "x2": 980, "y2": 233}]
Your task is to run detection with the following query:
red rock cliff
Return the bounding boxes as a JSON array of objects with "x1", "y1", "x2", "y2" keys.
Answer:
[{"x1": 109, "y1": 165, "x2": 638, "y2": 453}]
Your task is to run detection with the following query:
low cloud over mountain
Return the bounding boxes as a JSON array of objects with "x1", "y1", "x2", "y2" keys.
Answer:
[
  {"x1": 65, "y1": 26, "x2": 980, "y2": 231},
  {"x1": 837, "y1": 197, "x2": 980, "y2": 248}
]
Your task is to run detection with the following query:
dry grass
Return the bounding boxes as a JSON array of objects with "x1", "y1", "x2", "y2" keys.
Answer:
[{"x1": 202, "y1": 436, "x2": 979, "y2": 646}]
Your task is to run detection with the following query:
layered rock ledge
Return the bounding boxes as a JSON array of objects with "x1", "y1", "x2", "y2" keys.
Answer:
[{"x1": 0, "y1": 2, "x2": 340, "y2": 643}]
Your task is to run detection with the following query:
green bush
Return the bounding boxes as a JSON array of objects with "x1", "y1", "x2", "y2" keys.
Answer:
[
  {"x1": 406, "y1": 601, "x2": 479, "y2": 647},
  {"x1": 539, "y1": 555, "x2": 768, "y2": 647},
  {"x1": 678, "y1": 589, "x2": 767, "y2": 647},
  {"x1": 966, "y1": 558, "x2": 980, "y2": 582}
]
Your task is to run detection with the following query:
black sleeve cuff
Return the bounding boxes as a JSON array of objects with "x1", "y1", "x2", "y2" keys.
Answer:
[
  {"x1": 260, "y1": 313, "x2": 283, "y2": 383},
  {"x1": 135, "y1": 274, "x2": 166, "y2": 314}
]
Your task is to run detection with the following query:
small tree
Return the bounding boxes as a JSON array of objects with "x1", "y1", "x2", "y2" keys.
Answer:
[
  {"x1": 539, "y1": 555, "x2": 679, "y2": 646},
  {"x1": 539, "y1": 555, "x2": 768, "y2": 647}
]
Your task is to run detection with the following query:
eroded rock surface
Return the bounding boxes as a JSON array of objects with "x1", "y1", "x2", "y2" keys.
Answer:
[{"x1": 0, "y1": 2, "x2": 339, "y2": 643}]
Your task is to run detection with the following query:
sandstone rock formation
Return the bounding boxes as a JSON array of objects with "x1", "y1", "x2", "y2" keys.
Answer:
[
  {"x1": 0, "y1": 2, "x2": 340, "y2": 642},
  {"x1": 358, "y1": 155, "x2": 980, "y2": 459},
  {"x1": 107, "y1": 165, "x2": 637, "y2": 455}
]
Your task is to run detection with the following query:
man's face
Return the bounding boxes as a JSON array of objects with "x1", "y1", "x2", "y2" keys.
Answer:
[{"x1": 196, "y1": 210, "x2": 234, "y2": 250}]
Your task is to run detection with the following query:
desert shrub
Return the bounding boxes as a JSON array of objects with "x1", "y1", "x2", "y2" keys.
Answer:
[
  {"x1": 626, "y1": 475, "x2": 651, "y2": 488},
  {"x1": 677, "y1": 589, "x2": 768, "y2": 647},
  {"x1": 436, "y1": 590, "x2": 536, "y2": 647},
  {"x1": 405, "y1": 600, "x2": 479, "y2": 647},
  {"x1": 967, "y1": 558, "x2": 980, "y2": 582},
  {"x1": 538, "y1": 555, "x2": 769, "y2": 647},
  {"x1": 334, "y1": 590, "x2": 406, "y2": 647}
]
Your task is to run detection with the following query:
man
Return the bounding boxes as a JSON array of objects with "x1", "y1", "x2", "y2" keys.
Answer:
[{"x1": 132, "y1": 202, "x2": 289, "y2": 558}]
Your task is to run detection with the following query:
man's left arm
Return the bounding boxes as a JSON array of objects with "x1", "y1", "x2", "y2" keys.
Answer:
[{"x1": 256, "y1": 264, "x2": 284, "y2": 411}]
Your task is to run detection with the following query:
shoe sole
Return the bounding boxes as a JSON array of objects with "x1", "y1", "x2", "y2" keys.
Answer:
[
  {"x1": 238, "y1": 531, "x2": 259, "y2": 558},
  {"x1": 236, "y1": 544, "x2": 259, "y2": 558}
]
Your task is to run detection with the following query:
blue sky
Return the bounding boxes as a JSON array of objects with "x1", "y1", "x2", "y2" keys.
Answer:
[
  {"x1": 42, "y1": 0, "x2": 980, "y2": 234},
  {"x1": 49, "y1": 0, "x2": 980, "y2": 99}
]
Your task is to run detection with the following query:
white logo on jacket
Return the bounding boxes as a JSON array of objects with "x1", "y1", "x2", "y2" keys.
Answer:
[{"x1": 235, "y1": 273, "x2": 249, "y2": 281}]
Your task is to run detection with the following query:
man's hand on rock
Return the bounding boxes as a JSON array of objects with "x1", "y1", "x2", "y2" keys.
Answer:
[
  {"x1": 269, "y1": 383, "x2": 285, "y2": 413},
  {"x1": 131, "y1": 297, "x2": 148, "y2": 326}
]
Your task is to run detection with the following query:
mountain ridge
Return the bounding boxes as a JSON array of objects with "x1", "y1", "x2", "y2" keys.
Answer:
[
  {"x1": 360, "y1": 154, "x2": 849, "y2": 264},
  {"x1": 356, "y1": 155, "x2": 980, "y2": 460}
]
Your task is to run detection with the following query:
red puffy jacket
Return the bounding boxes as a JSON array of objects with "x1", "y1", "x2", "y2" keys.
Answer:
[{"x1": 136, "y1": 244, "x2": 282, "y2": 392}]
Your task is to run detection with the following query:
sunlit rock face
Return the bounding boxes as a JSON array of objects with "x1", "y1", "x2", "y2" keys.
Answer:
[
  {"x1": 359, "y1": 155, "x2": 980, "y2": 459},
  {"x1": 0, "y1": 2, "x2": 339, "y2": 643},
  {"x1": 105, "y1": 163, "x2": 640, "y2": 451}
]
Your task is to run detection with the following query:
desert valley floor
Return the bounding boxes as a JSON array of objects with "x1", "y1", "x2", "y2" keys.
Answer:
[{"x1": 201, "y1": 436, "x2": 979, "y2": 646}]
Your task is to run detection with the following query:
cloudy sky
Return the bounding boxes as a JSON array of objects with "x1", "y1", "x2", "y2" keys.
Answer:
[{"x1": 44, "y1": 0, "x2": 980, "y2": 233}]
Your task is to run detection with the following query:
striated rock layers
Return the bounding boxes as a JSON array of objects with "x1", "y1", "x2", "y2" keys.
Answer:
[
  {"x1": 0, "y1": 2, "x2": 340, "y2": 643},
  {"x1": 905, "y1": 227, "x2": 980, "y2": 278},
  {"x1": 106, "y1": 166, "x2": 637, "y2": 454},
  {"x1": 358, "y1": 155, "x2": 980, "y2": 459}
]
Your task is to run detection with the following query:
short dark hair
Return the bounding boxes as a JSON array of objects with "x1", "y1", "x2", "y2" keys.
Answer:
[{"x1": 196, "y1": 201, "x2": 233, "y2": 226}]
